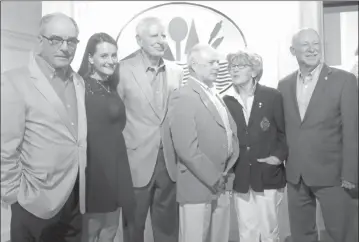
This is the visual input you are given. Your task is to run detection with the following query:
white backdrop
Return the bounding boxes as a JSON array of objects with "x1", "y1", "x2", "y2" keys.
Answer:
[{"x1": 42, "y1": 1, "x2": 324, "y2": 89}]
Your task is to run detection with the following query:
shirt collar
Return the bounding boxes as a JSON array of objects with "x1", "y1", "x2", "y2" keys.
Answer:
[
  {"x1": 227, "y1": 82, "x2": 257, "y2": 98},
  {"x1": 191, "y1": 76, "x2": 217, "y2": 94},
  {"x1": 140, "y1": 49, "x2": 166, "y2": 72},
  {"x1": 298, "y1": 62, "x2": 323, "y2": 83},
  {"x1": 35, "y1": 54, "x2": 74, "y2": 81}
]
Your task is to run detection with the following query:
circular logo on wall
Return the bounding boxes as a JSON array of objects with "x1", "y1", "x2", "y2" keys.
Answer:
[{"x1": 116, "y1": 2, "x2": 247, "y2": 94}]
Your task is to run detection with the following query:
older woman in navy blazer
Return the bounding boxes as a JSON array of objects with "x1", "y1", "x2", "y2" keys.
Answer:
[{"x1": 222, "y1": 50, "x2": 288, "y2": 242}]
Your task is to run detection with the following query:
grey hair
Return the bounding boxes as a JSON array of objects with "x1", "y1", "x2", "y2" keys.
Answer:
[
  {"x1": 187, "y1": 43, "x2": 216, "y2": 70},
  {"x1": 291, "y1": 28, "x2": 319, "y2": 47},
  {"x1": 226, "y1": 49, "x2": 263, "y2": 82},
  {"x1": 39, "y1": 12, "x2": 79, "y2": 36},
  {"x1": 136, "y1": 17, "x2": 164, "y2": 38}
]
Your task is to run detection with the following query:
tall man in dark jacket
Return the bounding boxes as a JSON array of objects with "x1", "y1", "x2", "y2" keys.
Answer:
[{"x1": 278, "y1": 28, "x2": 358, "y2": 242}]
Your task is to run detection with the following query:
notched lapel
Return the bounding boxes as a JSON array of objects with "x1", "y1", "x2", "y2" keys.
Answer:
[
  {"x1": 28, "y1": 57, "x2": 76, "y2": 140},
  {"x1": 289, "y1": 71, "x2": 302, "y2": 123},
  {"x1": 129, "y1": 53, "x2": 161, "y2": 120},
  {"x1": 301, "y1": 64, "x2": 332, "y2": 124},
  {"x1": 161, "y1": 62, "x2": 177, "y2": 123},
  {"x1": 248, "y1": 85, "x2": 263, "y2": 128},
  {"x1": 188, "y1": 78, "x2": 225, "y2": 129},
  {"x1": 227, "y1": 96, "x2": 247, "y2": 130},
  {"x1": 73, "y1": 74, "x2": 87, "y2": 142}
]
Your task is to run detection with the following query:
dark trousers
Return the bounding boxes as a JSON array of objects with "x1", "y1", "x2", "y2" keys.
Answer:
[
  {"x1": 287, "y1": 178, "x2": 352, "y2": 242},
  {"x1": 125, "y1": 147, "x2": 178, "y2": 242},
  {"x1": 11, "y1": 177, "x2": 82, "y2": 242}
]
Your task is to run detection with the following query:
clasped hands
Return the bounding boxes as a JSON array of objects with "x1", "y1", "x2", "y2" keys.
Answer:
[{"x1": 211, "y1": 173, "x2": 230, "y2": 195}]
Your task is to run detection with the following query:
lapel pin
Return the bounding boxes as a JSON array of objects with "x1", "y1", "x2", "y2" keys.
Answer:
[
  {"x1": 259, "y1": 102, "x2": 262, "y2": 108},
  {"x1": 325, "y1": 76, "x2": 328, "y2": 80}
]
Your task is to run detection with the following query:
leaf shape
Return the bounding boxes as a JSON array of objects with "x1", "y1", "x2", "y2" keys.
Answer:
[
  {"x1": 211, "y1": 36, "x2": 224, "y2": 49},
  {"x1": 208, "y1": 21, "x2": 222, "y2": 44}
]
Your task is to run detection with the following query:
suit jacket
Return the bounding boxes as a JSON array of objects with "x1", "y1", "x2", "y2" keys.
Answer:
[
  {"x1": 117, "y1": 49, "x2": 184, "y2": 187},
  {"x1": 1, "y1": 54, "x2": 87, "y2": 219},
  {"x1": 278, "y1": 64, "x2": 358, "y2": 186},
  {"x1": 223, "y1": 84, "x2": 287, "y2": 193},
  {"x1": 167, "y1": 77, "x2": 240, "y2": 204}
]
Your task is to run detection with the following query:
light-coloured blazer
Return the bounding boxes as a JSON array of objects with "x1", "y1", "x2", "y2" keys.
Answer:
[
  {"x1": 167, "y1": 77, "x2": 240, "y2": 204},
  {"x1": 1, "y1": 54, "x2": 87, "y2": 219},
  {"x1": 117, "y1": 50, "x2": 184, "y2": 187}
]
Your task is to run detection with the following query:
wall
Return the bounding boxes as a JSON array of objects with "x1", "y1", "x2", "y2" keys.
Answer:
[
  {"x1": 43, "y1": 1, "x2": 303, "y2": 89},
  {"x1": 0, "y1": 1, "x2": 42, "y2": 241},
  {"x1": 323, "y1": 5, "x2": 358, "y2": 68}
]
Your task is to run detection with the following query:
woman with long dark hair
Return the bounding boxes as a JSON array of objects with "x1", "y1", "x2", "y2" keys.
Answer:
[{"x1": 78, "y1": 32, "x2": 135, "y2": 242}]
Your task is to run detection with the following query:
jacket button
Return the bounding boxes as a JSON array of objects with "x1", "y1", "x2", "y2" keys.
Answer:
[{"x1": 247, "y1": 146, "x2": 250, "y2": 151}]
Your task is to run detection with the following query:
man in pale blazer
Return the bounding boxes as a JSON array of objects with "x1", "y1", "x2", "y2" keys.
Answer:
[
  {"x1": 278, "y1": 28, "x2": 358, "y2": 242},
  {"x1": 1, "y1": 13, "x2": 86, "y2": 242},
  {"x1": 117, "y1": 17, "x2": 183, "y2": 242},
  {"x1": 167, "y1": 44, "x2": 239, "y2": 242}
]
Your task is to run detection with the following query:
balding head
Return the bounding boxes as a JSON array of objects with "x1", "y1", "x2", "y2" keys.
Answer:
[
  {"x1": 38, "y1": 12, "x2": 79, "y2": 69},
  {"x1": 188, "y1": 44, "x2": 220, "y2": 86},
  {"x1": 290, "y1": 28, "x2": 322, "y2": 71},
  {"x1": 39, "y1": 12, "x2": 79, "y2": 36},
  {"x1": 187, "y1": 44, "x2": 218, "y2": 67},
  {"x1": 291, "y1": 28, "x2": 320, "y2": 48}
]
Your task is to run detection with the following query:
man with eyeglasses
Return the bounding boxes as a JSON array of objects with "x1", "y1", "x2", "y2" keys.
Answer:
[
  {"x1": 1, "y1": 12, "x2": 86, "y2": 242},
  {"x1": 166, "y1": 44, "x2": 239, "y2": 242}
]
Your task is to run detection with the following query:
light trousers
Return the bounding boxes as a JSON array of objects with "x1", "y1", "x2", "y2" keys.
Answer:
[
  {"x1": 179, "y1": 192, "x2": 231, "y2": 242},
  {"x1": 233, "y1": 188, "x2": 284, "y2": 242}
]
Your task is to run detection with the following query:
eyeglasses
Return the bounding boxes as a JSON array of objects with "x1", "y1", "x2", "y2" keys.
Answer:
[
  {"x1": 229, "y1": 64, "x2": 250, "y2": 70},
  {"x1": 41, "y1": 35, "x2": 79, "y2": 48}
]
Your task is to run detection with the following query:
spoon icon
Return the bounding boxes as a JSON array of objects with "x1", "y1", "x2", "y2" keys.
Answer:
[{"x1": 168, "y1": 17, "x2": 188, "y2": 61}]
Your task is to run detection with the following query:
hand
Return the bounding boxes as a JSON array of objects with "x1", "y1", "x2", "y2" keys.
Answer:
[
  {"x1": 257, "y1": 156, "x2": 281, "y2": 165},
  {"x1": 341, "y1": 180, "x2": 356, "y2": 190},
  {"x1": 212, "y1": 176, "x2": 226, "y2": 194}
]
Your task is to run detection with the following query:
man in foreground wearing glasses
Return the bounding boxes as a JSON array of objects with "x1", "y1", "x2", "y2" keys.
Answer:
[{"x1": 1, "y1": 12, "x2": 86, "y2": 242}]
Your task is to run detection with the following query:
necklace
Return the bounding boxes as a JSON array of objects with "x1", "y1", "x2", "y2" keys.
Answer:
[{"x1": 95, "y1": 79, "x2": 111, "y2": 93}]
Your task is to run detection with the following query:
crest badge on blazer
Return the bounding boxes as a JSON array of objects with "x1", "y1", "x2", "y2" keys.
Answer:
[{"x1": 260, "y1": 116, "x2": 270, "y2": 131}]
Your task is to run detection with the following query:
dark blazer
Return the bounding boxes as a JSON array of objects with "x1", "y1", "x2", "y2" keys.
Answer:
[
  {"x1": 278, "y1": 64, "x2": 358, "y2": 186},
  {"x1": 223, "y1": 84, "x2": 288, "y2": 193},
  {"x1": 84, "y1": 76, "x2": 135, "y2": 222}
]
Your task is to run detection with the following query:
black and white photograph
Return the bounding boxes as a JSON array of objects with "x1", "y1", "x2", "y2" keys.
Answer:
[{"x1": 1, "y1": 1, "x2": 358, "y2": 242}]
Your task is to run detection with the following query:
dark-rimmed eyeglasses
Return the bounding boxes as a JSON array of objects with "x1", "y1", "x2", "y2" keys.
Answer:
[{"x1": 41, "y1": 35, "x2": 79, "y2": 48}]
